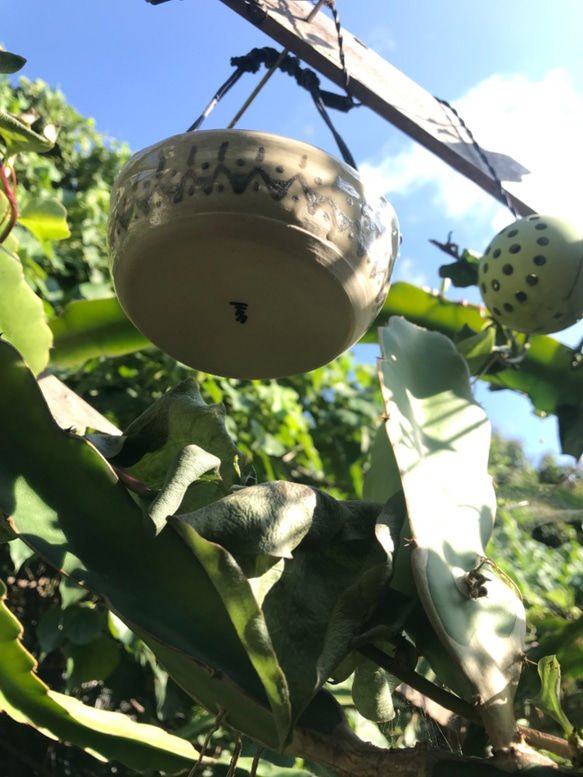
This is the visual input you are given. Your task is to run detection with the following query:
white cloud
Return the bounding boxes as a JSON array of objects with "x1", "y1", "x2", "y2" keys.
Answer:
[{"x1": 360, "y1": 69, "x2": 583, "y2": 232}]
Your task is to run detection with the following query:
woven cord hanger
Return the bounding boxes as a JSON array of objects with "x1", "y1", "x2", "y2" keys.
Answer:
[
  {"x1": 109, "y1": 0, "x2": 400, "y2": 380},
  {"x1": 186, "y1": 0, "x2": 359, "y2": 169}
]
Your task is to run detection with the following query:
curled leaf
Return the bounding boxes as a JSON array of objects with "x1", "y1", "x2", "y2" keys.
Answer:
[
  {"x1": 148, "y1": 444, "x2": 222, "y2": 534},
  {"x1": 531, "y1": 655, "x2": 573, "y2": 736},
  {"x1": 178, "y1": 481, "x2": 322, "y2": 559}
]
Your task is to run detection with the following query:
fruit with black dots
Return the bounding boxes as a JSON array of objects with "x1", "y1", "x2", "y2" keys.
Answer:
[{"x1": 478, "y1": 215, "x2": 583, "y2": 334}]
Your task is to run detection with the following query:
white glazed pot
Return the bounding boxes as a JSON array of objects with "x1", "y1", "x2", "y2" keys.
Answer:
[{"x1": 108, "y1": 130, "x2": 399, "y2": 378}]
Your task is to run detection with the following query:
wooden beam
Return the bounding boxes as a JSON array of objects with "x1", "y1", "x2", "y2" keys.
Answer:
[{"x1": 217, "y1": 0, "x2": 538, "y2": 216}]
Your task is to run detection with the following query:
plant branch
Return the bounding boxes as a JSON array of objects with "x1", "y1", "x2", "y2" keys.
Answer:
[
  {"x1": 290, "y1": 718, "x2": 568, "y2": 777},
  {"x1": 359, "y1": 644, "x2": 576, "y2": 766},
  {"x1": 0, "y1": 158, "x2": 17, "y2": 243},
  {"x1": 517, "y1": 726, "x2": 573, "y2": 762},
  {"x1": 357, "y1": 644, "x2": 480, "y2": 722}
]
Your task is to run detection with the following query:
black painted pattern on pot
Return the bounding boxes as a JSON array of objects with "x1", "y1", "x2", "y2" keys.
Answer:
[{"x1": 109, "y1": 140, "x2": 395, "y2": 303}]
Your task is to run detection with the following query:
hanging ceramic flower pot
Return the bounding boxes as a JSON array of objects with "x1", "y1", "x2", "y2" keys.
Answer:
[{"x1": 108, "y1": 130, "x2": 399, "y2": 378}]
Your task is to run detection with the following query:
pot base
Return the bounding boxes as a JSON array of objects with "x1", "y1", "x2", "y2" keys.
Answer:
[{"x1": 113, "y1": 213, "x2": 360, "y2": 378}]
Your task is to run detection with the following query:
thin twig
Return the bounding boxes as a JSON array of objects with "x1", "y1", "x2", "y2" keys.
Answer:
[
  {"x1": 0, "y1": 160, "x2": 18, "y2": 243},
  {"x1": 226, "y1": 734, "x2": 243, "y2": 777},
  {"x1": 250, "y1": 745, "x2": 265, "y2": 777},
  {"x1": 188, "y1": 709, "x2": 227, "y2": 776}
]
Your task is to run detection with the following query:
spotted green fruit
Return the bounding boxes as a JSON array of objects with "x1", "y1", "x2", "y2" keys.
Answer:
[{"x1": 478, "y1": 215, "x2": 583, "y2": 334}]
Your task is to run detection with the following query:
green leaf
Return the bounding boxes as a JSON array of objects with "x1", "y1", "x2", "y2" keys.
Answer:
[
  {"x1": 171, "y1": 518, "x2": 292, "y2": 739},
  {"x1": 455, "y1": 325, "x2": 496, "y2": 374},
  {"x1": 8, "y1": 541, "x2": 35, "y2": 573},
  {"x1": 178, "y1": 481, "x2": 327, "y2": 559},
  {"x1": 65, "y1": 635, "x2": 120, "y2": 686},
  {"x1": 557, "y1": 405, "x2": 583, "y2": 462},
  {"x1": 376, "y1": 318, "x2": 526, "y2": 750},
  {"x1": 0, "y1": 577, "x2": 198, "y2": 772},
  {"x1": 59, "y1": 575, "x2": 87, "y2": 608},
  {"x1": 351, "y1": 658, "x2": 396, "y2": 722},
  {"x1": 364, "y1": 282, "x2": 583, "y2": 457},
  {"x1": 37, "y1": 603, "x2": 106, "y2": 655},
  {"x1": 106, "y1": 378, "x2": 251, "y2": 512},
  {"x1": 438, "y1": 252, "x2": 480, "y2": 287},
  {"x1": 49, "y1": 296, "x2": 151, "y2": 367},
  {"x1": 531, "y1": 655, "x2": 573, "y2": 735},
  {"x1": 36, "y1": 606, "x2": 67, "y2": 655},
  {"x1": 363, "y1": 434, "x2": 416, "y2": 602},
  {"x1": 62, "y1": 603, "x2": 105, "y2": 646},
  {"x1": 362, "y1": 422, "x2": 402, "y2": 506},
  {"x1": 148, "y1": 444, "x2": 222, "y2": 534},
  {"x1": 0, "y1": 339, "x2": 292, "y2": 749},
  {"x1": 177, "y1": 482, "x2": 391, "y2": 723},
  {"x1": 0, "y1": 51, "x2": 27, "y2": 74},
  {"x1": 19, "y1": 198, "x2": 71, "y2": 241},
  {"x1": 528, "y1": 616, "x2": 583, "y2": 680},
  {"x1": 130, "y1": 626, "x2": 288, "y2": 749},
  {"x1": 0, "y1": 245, "x2": 52, "y2": 375},
  {"x1": 0, "y1": 513, "x2": 18, "y2": 543},
  {"x1": 365, "y1": 283, "x2": 488, "y2": 347},
  {"x1": 0, "y1": 110, "x2": 55, "y2": 155},
  {"x1": 365, "y1": 436, "x2": 469, "y2": 700}
]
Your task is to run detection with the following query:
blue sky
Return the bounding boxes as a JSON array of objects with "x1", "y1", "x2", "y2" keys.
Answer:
[{"x1": 4, "y1": 0, "x2": 583, "y2": 462}]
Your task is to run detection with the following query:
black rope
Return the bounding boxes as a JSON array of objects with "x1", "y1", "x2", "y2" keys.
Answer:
[
  {"x1": 435, "y1": 97, "x2": 518, "y2": 219},
  {"x1": 240, "y1": 0, "x2": 269, "y2": 24},
  {"x1": 187, "y1": 46, "x2": 359, "y2": 169},
  {"x1": 228, "y1": 47, "x2": 356, "y2": 115},
  {"x1": 311, "y1": 87, "x2": 357, "y2": 168},
  {"x1": 186, "y1": 67, "x2": 246, "y2": 132}
]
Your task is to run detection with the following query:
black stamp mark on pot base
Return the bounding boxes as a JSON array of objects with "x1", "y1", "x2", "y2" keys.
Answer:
[{"x1": 229, "y1": 301, "x2": 249, "y2": 324}]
